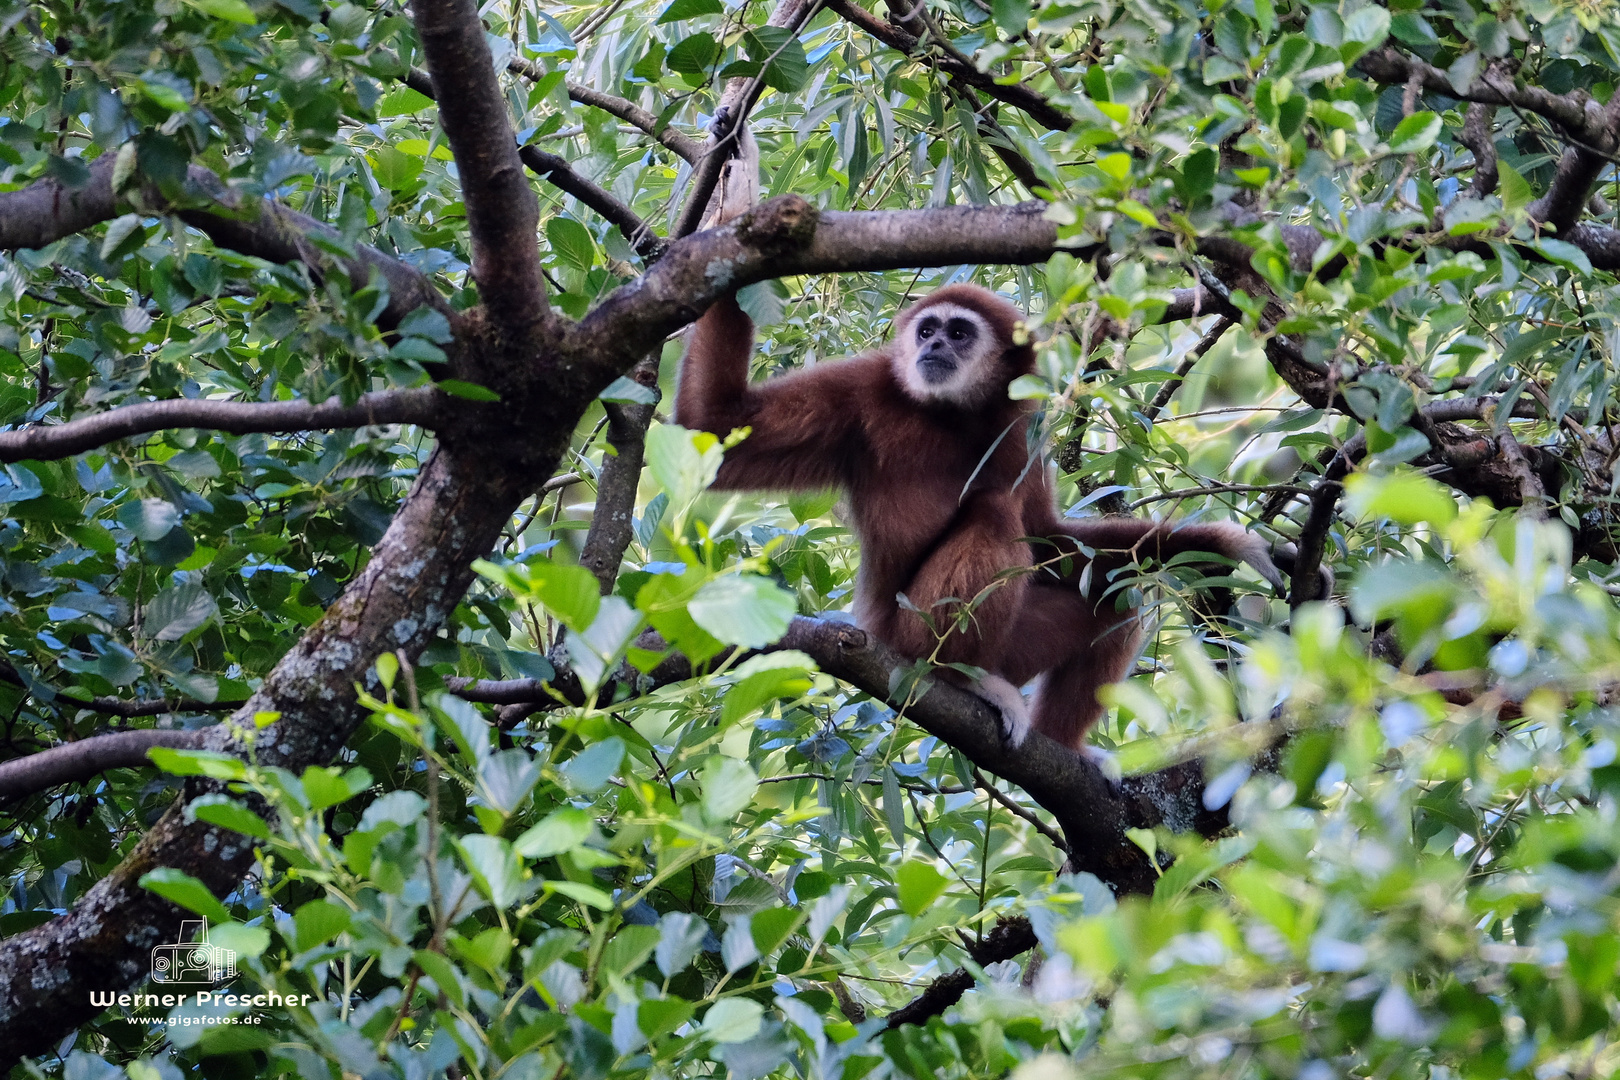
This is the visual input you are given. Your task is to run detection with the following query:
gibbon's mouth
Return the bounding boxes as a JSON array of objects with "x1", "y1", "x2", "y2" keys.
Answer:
[{"x1": 917, "y1": 356, "x2": 957, "y2": 383}]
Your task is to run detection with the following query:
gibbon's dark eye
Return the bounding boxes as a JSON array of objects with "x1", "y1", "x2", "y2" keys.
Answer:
[
  {"x1": 945, "y1": 317, "x2": 976, "y2": 342},
  {"x1": 918, "y1": 326, "x2": 933, "y2": 339}
]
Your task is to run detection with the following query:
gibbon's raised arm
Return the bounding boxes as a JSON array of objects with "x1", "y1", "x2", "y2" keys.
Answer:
[{"x1": 674, "y1": 295, "x2": 865, "y2": 492}]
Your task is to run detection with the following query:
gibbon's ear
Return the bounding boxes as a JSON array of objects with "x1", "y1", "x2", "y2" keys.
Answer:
[{"x1": 700, "y1": 118, "x2": 760, "y2": 230}]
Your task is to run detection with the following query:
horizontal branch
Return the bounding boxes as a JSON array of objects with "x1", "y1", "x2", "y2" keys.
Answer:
[
  {"x1": 571, "y1": 196, "x2": 1064, "y2": 373},
  {"x1": 0, "y1": 387, "x2": 442, "y2": 463},
  {"x1": 1358, "y1": 47, "x2": 1597, "y2": 143},
  {"x1": 0, "y1": 730, "x2": 205, "y2": 802}
]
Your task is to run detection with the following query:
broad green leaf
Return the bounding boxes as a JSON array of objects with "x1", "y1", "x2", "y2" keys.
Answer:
[
  {"x1": 1344, "y1": 471, "x2": 1458, "y2": 528},
  {"x1": 293, "y1": 899, "x2": 351, "y2": 951},
  {"x1": 1387, "y1": 111, "x2": 1441, "y2": 154},
  {"x1": 546, "y1": 216, "x2": 596, "y2": 271},
  {"x1": 896, "y1": 860, "x2": 949, "y2": 916},
  {"x1": 118, "y1": 498, "x2": 180, "y2": 541},
  {"x1": 148, "y1": 747, "x2": 247, "y2": 781},
  {"x1": 514, "y1": 807, "x2": 593, "y2": 858},
  {"x1": 702, "y1": 998, "x2": 764, "y2": 1043},
  {"x1": 139, "y1": 868, "x2": 230, "y2": 923},
  {"x1": 688, "y1": 575, "x2": 795, "y2": 648},
  {"x1": 460, "y1": 834, "x2": 524, "y2": 908},
  {"x1": 701, "y1": 757, "x2": 758, "y2": 825},
  {"x1": 187, "y1": 794, "x2": 270, "y2": 840},
  {"x1": 142, "y1": 584, "x2": 218, "y2": 641}
]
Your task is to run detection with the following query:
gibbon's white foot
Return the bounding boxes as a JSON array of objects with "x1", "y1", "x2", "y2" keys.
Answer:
[{"x1": 977, "y1": 673, "x2": 1032, "y2": 747}]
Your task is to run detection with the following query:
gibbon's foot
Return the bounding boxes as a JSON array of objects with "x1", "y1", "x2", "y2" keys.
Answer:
[
  {"x1": 1226, "y1": 529, "x2": 1287, "y2": 593},
  {"x1": 976, "y1": 674, "x2": 1032, "y2": 747},
  {"x1": 1079, "y1": 742, "x2": 1124, "y2": 793},
  {"x1": 1269, "y1": 541, "x2": 1336, "y2": 602}
]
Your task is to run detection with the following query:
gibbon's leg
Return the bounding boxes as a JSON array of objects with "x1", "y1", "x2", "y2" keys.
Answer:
[
  {"x1": 880, "y1": 501, "x2": 1034, "y2": 743},
  {"x1": 998, "y1": 580, "x2": 1143, "y2": 750},
  {"x1": 995, "y1": 516, "x2": 1292, "y2": 750}
]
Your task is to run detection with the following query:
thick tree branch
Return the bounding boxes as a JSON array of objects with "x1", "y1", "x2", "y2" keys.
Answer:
[
  {"x1": 0, "y1": 730, "x2": 206, "y2": 802},
  {"x1": 572, "y1": 196, "x2": 1062, "y2": 374},
  {"x1": 412, "y1": 0, "x2": 547, "y2": 329},
  {"x1": 0, "y1": 387, "x2": 442, "y2": 464},
  {"x1": 824, "y1": 0, "x2": 1073, "y2": 133}
]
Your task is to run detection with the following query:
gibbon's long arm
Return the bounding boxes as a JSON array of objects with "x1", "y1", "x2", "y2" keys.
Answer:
[{"x1": 675, "y1": 296, "x2": 866, "y2": 492}]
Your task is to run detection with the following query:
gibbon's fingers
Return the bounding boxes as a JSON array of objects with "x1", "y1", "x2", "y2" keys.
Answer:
[{"x1": 976, "y1": 673, "x2": 1033, "y2": 747}]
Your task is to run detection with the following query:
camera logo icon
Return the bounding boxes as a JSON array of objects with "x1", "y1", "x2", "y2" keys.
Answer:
[{"x1": 151, "y1": 919, "x2": 236, "y2": 985}]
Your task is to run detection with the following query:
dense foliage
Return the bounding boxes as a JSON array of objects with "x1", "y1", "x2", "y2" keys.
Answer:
[{"x1": 3, "y1": 0, "x2": 1620, "y2": 1077}]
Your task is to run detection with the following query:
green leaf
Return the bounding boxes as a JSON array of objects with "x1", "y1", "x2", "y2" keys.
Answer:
[
  {"x1": 688, "y1": 575, "x2": 796, "y2": 648},
  {"x1": 437, "y1": 379, "x2": 502, "y2": 402},
  {"x1": 1498, "y1": 160, "x2": 1531, "y2": 214},
  {"x1": 991, "y1": 0, "x2": 1030, "y2": 35},
  {"x1": 514, "y1": 807, "x2": 593, "y2": 858},
  {"x1": 148, "y1": 747, "x2": 247, "y2": 781},
  {"x1": 560, "y1": 737, "x2": 626, "y2": 794},
  {"x1": 744, "y1": 27, "x2": 808, "y2": 92},
  {"x1": 142, "y1": 583, "x2": 218, "y2": 642},
  {"x1": 139, "y1": 868, "x2": 230, "y2": 923},
  {"x1": 302, "y1": 765, "x2": 372, "y2": 811},
  {"x1": 546, "y1": 880, "x2": 614, "y2": 910},
  {"x1": 1344, "y1": 470, "x2": 1457, "y2": 528},
  {"x1": 703, "y1": 997, "x2": 764, "y2": 1043},
  {"x1": 751, "y1": 906, "x2": 803, "y2": 955},
  {"x1": 293, "y1": 899, "x2": 351, "y2": 951},
  {"x1": 1387, "y1": 111, "x2": 1441, "y2": 154},
  {"x1": 187, "y1": 795, "x2": 270, "y2": 841},
  {"x1": 720, "y1": 662, "x2": 815, "y2": 726},
  {"x1": 701, "y1": 756, "x2": 759, "y2": 825},
  {"x1": 413, "y1": 948, "x2": 465, "y2": 1008},
  {"x1": 666, "y1": 32, "x2": 720, "y2": 77},
  {"x1": 206, "y1": 921, "x2": 270, "y2": 959},
  {"x1": 476, "y1": 558, "x2": 601, "y2": 632},
  {"x1": 189, "y1": 0, "x2": 257, "y2": 23},
  {"x1": 546, "y1": 216, "x2": 596, "y2": 271},
  {"x1": 639, "y1": 998, "x2": 695, "y2": 1039},
  {"x1": 657, "y1": 0, "x2": 721, "y2": 21},
  {"x1": 599, "y1": 376, "x2": 659, "y2": 405},
  {"x1": 460, "y1": 834, "x2": 523, "y2": 908},
  {"x1": 118, "y1": 498, "x2": 180, "y2": 541},
  {"x1": 896, "y1": 860, "x2": 949, "y2": 916}
]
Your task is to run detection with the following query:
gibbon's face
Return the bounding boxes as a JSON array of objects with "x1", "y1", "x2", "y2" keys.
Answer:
[{"x1": 894, "y1": 303, "x2": 1001, "y2": 405}]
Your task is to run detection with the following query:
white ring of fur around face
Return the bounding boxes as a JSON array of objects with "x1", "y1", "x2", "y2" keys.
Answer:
[{"x1": 893, "y1": 303, "x2": 999, "y2": 405}]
